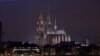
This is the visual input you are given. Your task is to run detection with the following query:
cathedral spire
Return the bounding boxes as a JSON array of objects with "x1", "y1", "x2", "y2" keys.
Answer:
[
  {"x1": 54, "y1": 17, "x2": 57, "y2": 30},
  {"x1": 39, "y1": 10, "x2": 43, "y2": 20},
  {"x1": 46, "y1": 7, "x2": 52, "y2": 30},
  {"x1": 47, "y1": 7, "x2": 51, "y2": 24}
]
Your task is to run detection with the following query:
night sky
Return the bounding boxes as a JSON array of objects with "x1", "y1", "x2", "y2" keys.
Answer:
[{"x1": 0, "y1": 0, "x2": 100, "y2": 44}]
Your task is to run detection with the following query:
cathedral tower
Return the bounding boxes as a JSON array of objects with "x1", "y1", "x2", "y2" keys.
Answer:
[
  {"x1": 36, "y1": 11, "x2": 46, "y2": 46},
  {"x1": 46, "y1": 7, "x2": 52, "y2": 30}
]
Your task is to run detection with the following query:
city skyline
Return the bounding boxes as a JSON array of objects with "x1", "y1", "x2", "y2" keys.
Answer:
[{"x1": 0, "y1": 0, "x2": 100, "y2": 44}]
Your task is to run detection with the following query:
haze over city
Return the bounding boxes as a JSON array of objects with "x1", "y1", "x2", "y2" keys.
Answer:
[{"x1": 0, "y1": 0, "x2": 100, "y2": 44}]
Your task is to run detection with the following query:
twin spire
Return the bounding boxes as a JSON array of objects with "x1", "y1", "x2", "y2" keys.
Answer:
[{"x1": 38, "y1": 8, "x2": 57, "y2": 30}]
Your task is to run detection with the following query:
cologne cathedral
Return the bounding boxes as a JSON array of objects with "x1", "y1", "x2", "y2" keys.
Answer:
[{"x1": 35, "y1": 10, "x2": 71, "y2": 46}]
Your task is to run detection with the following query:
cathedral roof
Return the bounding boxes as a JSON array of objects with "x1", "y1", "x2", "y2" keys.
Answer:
[{"x1": 47, "y1": 29, "x2": 66, "y2": 35}]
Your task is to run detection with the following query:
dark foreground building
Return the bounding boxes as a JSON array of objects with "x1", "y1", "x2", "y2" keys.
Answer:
[
  {"x1": 0, "y1": 41, "x2": 100, "y2": 56},
  {"x1": 0, "y1": 22, "x2": 2, "y2": 42}
]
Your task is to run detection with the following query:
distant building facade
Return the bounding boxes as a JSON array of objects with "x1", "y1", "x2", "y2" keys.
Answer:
[{"x1": 35, "y1": 10, "x2": 71, "y2": 46}]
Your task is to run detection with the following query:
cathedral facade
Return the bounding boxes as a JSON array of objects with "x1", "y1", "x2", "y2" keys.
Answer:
[{"x1": 35, "y1": 10, "x2": 71, "y2": 46}]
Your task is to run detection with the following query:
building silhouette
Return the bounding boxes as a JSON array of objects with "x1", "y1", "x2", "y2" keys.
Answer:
[
  {"x1": 0, "y1": 22, "x2": 2, "y2": 42},
  {"x1": 35, "y1": 9, "x2": 71, "y2": 46}
]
